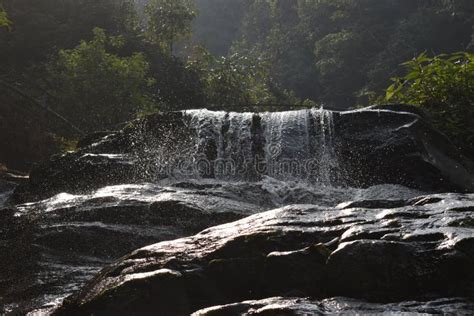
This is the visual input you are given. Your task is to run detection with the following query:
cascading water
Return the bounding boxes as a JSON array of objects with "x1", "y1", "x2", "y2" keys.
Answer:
[
  {"x1": 313, "y1": 108, "x2": 339, "y2": 185},
  {"x1": 7, "y1": 105, "x2": 468, "y2": 315},
  {"x1": 183, "y1": 108, "x2": 340, "y2": 185}
]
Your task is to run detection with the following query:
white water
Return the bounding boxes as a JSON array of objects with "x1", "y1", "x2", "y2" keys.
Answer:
[
  {"x1": 11, "y1": 108, "x2": 434, "y2": 314},
  {"x1": 183, "y1": 108, "x2": 340, "y2": 185}
]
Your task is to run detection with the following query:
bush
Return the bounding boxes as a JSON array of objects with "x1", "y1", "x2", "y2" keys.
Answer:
[{"x1": 384, "y1": 52, "x2": 474, "y2": 158}]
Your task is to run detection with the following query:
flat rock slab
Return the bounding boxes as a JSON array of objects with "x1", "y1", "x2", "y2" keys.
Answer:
[{"x1": 55, "y1": 193, "x2": 474, "y2": 315}]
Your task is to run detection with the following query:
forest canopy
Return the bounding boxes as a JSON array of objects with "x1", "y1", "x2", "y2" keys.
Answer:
[{"x1": 0, "y1": 0, "x2": 473, "y2": 169}]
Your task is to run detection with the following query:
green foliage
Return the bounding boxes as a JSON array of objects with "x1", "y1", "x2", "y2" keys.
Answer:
[
  {"x1": 144, "y1": 0, "x2": 196, "y2": 52},
  {"x1": 384, "y1": 52, "x2": 474, "y2": 156},
  {"x1": 227, "y1": 0, "x2": 473, "y2": 109},
  {"x1": 187, "y1": 46, "x2": 297, "y2": 107},
  {"x1": 0, "y1": 5, "x2": 10, "y2": 28},
  {"x1": 47, "y1": 28, "x2": 155, "y2": 132},
  {"x1": 0, "y1": 0, "x2": 139, "y2": 74},
  {"x1": 142, "y1": 47, "x2": 206, "y2": 111},
  {"x1": 232, "y1": 0, "x2": 321, "y2": 103}
]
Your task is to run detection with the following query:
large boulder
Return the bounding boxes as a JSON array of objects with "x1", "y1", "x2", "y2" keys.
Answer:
[
  {"x1": 0, "y1": 182, "x2": 261, "y2": 314},
  {"x1": 335, "y1": 105, "x2": 474, "y2": 191},
  {"x1": 54, "y1": 193, "x2": 474, "y2": 315}
]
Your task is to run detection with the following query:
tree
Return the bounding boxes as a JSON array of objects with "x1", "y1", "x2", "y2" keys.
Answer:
[
  {"x1": 228, "y1": 0, "x2": 473, "y2": 109},
  {"x1": 144, "y1": 0, "x2": 196, "y2": 53},
  {"x1": 0, "y1": 0, "x2": 139, "y2": 74},
  {"x1": 233, "y1": 0, "x2": 321, "y2": 103},
  {"x1": 384, "y1": 52, "x2": 474, "y2": 158},
  {"x1": 187, "y1": 46, "x2": 297, "y2": 107},
  {"x1": 46, "y1": 28, "x2": 155, "y2": 133}
]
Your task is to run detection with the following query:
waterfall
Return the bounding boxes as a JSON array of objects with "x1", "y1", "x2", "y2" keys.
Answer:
[
  {"x1": 312, "y1": 108, "x2": 339, "y2": 185},
  {"x1": 183, "y1": 108, "x2": 340, "y2": 185}
]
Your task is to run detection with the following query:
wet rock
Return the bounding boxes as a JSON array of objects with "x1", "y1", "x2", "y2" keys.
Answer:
[
  {"x1": 260, "y1": 243, "x2": 329, "y2": 297},
  {"x1": 1, "y1": 183, "x2": 257, "y2": 314},
  {"x1": 12, "y1": 107, "x2": 474, "y2": 203},
  {"x1": 336, "y1": 109, "x2": 474, "y2": 191},
  {"x1": 4, "y1": 107, "x2": 474, "y2": 313},
  {"x1": 192, "y1": 297, "x2": 474, "y2": 315},
  {"x1": 326, "y1": 240, "x2": 472, "y2": 300},
  {"x1": 0, "y1": 166, "x2": 28, "y2": 186},
  {"x1": 12, "y1": 112, "x2": 194, "y2": 203},
  {"x1": 0, "y1": 166, "x2": 27, "y2": 207},
  {"x1": 336, "y1": 199, "x2": 407, "y2": 209},
  {"x1": 4, "y1": 180, "x2": 429, "y2": 313},
  {"x1": 54, "y1": 193, "x2": 474, "y2": 315},
  {"x1": 0, "y1": 207, "x2": 38, "y2": 313}
]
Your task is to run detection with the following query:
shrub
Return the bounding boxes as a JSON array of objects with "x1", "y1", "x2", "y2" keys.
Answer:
[{"x1": 384, "y1": 52, "x2": 474, "y2": 158}]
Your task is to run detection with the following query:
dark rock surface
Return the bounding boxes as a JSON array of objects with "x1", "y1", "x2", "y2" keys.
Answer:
[
  {"x1": 12, "y1": 112, "x2": 194, "y2": 203},
  {"x1": 193, "y1": 297, "x2": 474, "y2": 315},
  {"x1": 0, "y1": 166, "x2": 27, "y2": 207},
  {"x1": 1, "y1": 182, "x2": 262, "y2": 313},
  {"x1": 336, "y1": 108, "x2": 474, "y2": 191},
  {"x1": 54, "y1": 193, "x2": 474, "y2": 315},
  {"x1": 1, "y1": 179, "x2": 426, "y2": 313}
]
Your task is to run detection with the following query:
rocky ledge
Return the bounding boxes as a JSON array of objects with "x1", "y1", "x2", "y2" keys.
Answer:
[
  {"x1": 12, "y1": 106, "x2": 474, "y2": 204},
  {"x1": 193, "y1": 297, "x2": 474, "y2": 315},
  {"x1": 55, "y1": 193, "x2": 474, "y2": 315}
]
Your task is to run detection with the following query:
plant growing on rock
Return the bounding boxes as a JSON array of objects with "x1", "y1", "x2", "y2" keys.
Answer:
[{"x1": 384, "y1": 52, "x2": 474, "y2": 159}]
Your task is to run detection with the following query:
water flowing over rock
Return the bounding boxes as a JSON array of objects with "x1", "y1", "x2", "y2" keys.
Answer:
[
  {"x1": 185, "y1": 108, "x2": 340, "y2": 184},
  {"x1": 2, "y1": 105, "x2": 474, "y2": 314},
  {"x1": 11, "y1": 105, "x2": 474, "y2": 204}
]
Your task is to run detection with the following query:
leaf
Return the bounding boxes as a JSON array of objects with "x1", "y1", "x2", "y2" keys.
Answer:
[{"x1": 385, "y1": 83, "x2": 397, "y2": 100}]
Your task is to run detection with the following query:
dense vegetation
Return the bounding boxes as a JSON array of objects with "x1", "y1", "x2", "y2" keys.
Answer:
[
  {"x1": 382, "y1": 52, "x2": 473, "y2": 158},
  {"x1": 0, "y1": 0, "x2": 473, "y2": 169},
  {"x1": 194, "y1": 0, "x2": 473, "y2": 109}
]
